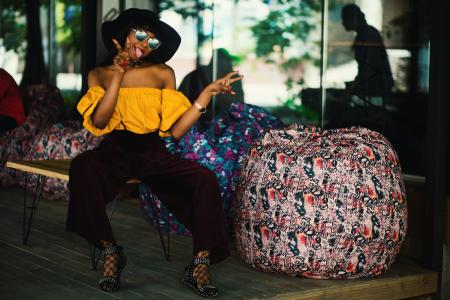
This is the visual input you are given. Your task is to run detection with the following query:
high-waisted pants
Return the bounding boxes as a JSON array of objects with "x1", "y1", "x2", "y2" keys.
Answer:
[{"x1": 66, "y1": 130, "x2": 229, "y2": 264}]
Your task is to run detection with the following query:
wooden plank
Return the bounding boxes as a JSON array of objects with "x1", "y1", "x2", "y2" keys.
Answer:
[
  {"x1": 5, "y1": 159, "x2": 141, "y2": 184},
  {"x1": 264, "y1": 273, "x2": 437, "y2": 300},
  {"x1": 0, "y1": 187, "x2": 439, "y2": 299},
  {"x1": 6, "y1": 160, "x2": 71, "y2": 181},
  {"x1": 0, "y1": 241, "x2": 131, "y2": 300}
]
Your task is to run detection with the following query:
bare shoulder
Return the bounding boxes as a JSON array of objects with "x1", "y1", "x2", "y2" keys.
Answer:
[
  {"x1": 90, "y1": 66, "x2": 115, "y2": 88},
  {"x1": 149, "y1": 64, "x2": 176, "y2": 89},
  {"x1": 87, "y1": 67, "x2": 99, "y2": 78},
  {"x1": 87, "y1": 68, "x2": 101, "y2": 87},
  {"x1": 96, "y1": 65, "x2": 115, "y2": 77},
  {"x1": 152, "y1": 63, "x2": 174, "y2": 77}
]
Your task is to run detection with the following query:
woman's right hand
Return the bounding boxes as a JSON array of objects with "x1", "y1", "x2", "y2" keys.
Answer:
[
  {"x1": 203, "y1": 71, "x2": 244, "y2": 97},
  {"x1": 112, "y1": 38, "x2": 130, "y2": 73}
]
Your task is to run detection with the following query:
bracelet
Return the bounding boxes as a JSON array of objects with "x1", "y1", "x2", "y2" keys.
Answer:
[{"x1": 194, "y1": 102, "x2": 207, "y2": 114}]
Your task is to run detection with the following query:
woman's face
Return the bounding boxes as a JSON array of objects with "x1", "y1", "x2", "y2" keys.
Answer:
[{"x1": 126, "y1": 28, "x2": 158, "y2": 60}]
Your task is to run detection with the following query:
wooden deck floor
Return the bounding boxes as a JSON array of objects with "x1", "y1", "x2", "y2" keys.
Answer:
[{"x1": 0, "y1": 187, "x2": 437, "y2": 300}]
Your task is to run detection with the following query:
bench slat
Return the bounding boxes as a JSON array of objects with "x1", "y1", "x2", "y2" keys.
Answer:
[
  {"x1": 6, "y1": 160, "x2": 71, "y2": 181},
  {"x1": 6, "y1": 160, "x2": 141, "y2": 184}
]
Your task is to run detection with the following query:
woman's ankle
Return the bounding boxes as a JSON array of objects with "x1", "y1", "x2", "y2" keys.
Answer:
[
  {"x1": 98, "y1": 243, "x2": 127, "y2": 292},
  {"x1": 100, "y1": 240, "x2": 114, "y2": 248},
  {"x1": 182, "y1": 249, "x2": 219, "y2": 297},
  {"x1": 195, "y1": 250, "x2": 209, "y2": 258}
]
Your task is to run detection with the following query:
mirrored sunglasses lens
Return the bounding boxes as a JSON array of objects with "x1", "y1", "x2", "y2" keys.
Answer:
[
  {"x1": 135, "y1": 30, "x2": 148, "y2": 42},
  {"x1": 148, "y1": 39, "x2": 161, "y2": 50}
]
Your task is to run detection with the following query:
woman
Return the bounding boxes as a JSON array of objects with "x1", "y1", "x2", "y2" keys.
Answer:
[{"x1": 66, "y1": 8, "x2": 242, "y2": 297}]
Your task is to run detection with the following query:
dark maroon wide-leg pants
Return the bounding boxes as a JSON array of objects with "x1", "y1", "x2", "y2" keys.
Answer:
[{"x1": 66, "y1": 130, "x2": 229, "y2": 264}]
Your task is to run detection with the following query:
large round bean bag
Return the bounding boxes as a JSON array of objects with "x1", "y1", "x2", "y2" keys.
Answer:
[{"x1": 235, "y1": 124, "x2": 407, "y2": 279}]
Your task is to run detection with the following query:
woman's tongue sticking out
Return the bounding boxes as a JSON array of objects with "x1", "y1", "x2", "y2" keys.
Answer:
[{"x1": 135, "y1": 46, "x2": 143, "y2": 58}]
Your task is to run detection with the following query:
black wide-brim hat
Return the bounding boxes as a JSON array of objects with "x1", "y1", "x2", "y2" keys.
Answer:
[{"x1": 101, "y1": 8, "x2": 181, "y2": 63}]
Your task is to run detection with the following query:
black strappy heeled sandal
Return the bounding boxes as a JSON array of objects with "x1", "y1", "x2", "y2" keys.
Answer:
[
  {"x1": 98, "y1": 244, "x2": 127, "y2": 292},
  {"x1": 181, "y1": 256, "x2": 219, "y2": 298}
]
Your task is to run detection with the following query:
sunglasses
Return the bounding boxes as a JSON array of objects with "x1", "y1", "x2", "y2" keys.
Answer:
[{"x1": 131, "y1": 29, "x2": 162, "y2": 50}]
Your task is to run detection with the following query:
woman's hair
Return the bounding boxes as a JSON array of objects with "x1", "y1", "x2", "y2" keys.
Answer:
[{"x1": 98, "y1": 22, "x2": 163, "y2": 67}]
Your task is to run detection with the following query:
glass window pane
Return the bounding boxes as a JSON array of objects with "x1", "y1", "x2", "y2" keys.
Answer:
[
  {"x1": 0, "y1": 3, "x2": 28, "y2": 83},
  {"x1": 54, "y1": 0, "x2": 82, "y2": 114},
  {"x1": 167, "y1": 0, "x2": 322, "y2": 123},
  {"x1": 324, "y1": 0, "x2": 430, "y2": 176},
  {"x1": 158, "y1": 0, "x2": 207, "y2": 105}
]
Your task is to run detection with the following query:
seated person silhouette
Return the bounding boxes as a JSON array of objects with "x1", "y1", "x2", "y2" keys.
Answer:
[
  {"x1": 178, "y1": 48, "x2": 244, "y2": 120},
  {"x1": 341, "y1": 4, "x2": 394, "y2": 109}
]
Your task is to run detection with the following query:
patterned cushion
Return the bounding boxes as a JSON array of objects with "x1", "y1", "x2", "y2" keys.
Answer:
[
  {"x1": 22, "y1": 121, "x2": 102, "y2": 200},
  {"x1": 0, "y1": 84, "x2": 66, "y2": 187},
  {"x1": 139, "y1": 103, "x2": 284, "y2": 235},
  {"x1": 0, "y1": 84, "x2": 103, "y2": 200},
  {"x1": 234, "y1": 124, "x2": 407, "y2": 279}
]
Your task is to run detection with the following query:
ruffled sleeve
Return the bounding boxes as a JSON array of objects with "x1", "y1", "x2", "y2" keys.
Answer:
[
  {"x1": 159, "y1": 89, "x2": 192, "y2": 137},
  {"x1": 77, "y1": 86, "x2": 121, "y2": 136}
]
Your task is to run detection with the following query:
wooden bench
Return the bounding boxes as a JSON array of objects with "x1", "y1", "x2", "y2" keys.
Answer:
[{"x1": 6, "y1": 159, "x2": 170, "y2": 270}]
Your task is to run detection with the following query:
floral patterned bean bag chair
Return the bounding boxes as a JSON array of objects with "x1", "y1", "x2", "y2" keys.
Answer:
[
  {"x1": 0, "y1": 84, "x2": 102, "y2": 200},
  {"x1": 21, "y1": 121, "x2": 102, "y2": 200},
  {"x1": 0, "y1": 84, "x2": 65, "y2": 187},
  {"x1": 139, "y1": 103, "x2": 284, "y2": 235},
  {"x1": 234, "y1": 124, "x2": 407, "y2": 279}
]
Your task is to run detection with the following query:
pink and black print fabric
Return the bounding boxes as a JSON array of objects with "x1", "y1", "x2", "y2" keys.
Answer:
[
  {"x1": 0, "y1": 84, "x2": 103, "y2": 200},
  {"x1": 235, "y1": 124, "x2": 407, "y2": 279}
]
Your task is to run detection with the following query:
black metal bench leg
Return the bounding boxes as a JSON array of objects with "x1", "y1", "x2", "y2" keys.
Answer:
[
  {"x1": 146, "y1": 185, "x2": 170, "y2": 261},
  {"x1": 88, "y1": 243, "x2": 98, "y2": 270},
  {"x1": 166, "y1": 217, "x2": 170, "y2": 261},
  {"x1": 22, "y1": 174, "x2": 46, "y2": 245},
  {"x1": 89, "y1": 193, "x2": 120, "y2": 270}
]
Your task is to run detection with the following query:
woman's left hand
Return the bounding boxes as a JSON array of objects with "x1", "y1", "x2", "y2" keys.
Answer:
[
  {"x1": 112, "y1": 38, "x2": 131, "y2": 73},
  {"x1": 204, "y1": 71, "x2": 244, "y2": 97}
]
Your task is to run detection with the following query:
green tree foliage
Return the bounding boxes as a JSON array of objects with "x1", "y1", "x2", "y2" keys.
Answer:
[
  {"x1": 0, "y1": 0, "x2": 82, "y2": 56},
  {"x1": 250, "y1": 0, "x2": 323, "y2": 121},
  {"x1": 55, "y1": 0, "x2": 82, "y2": 55},
  {"x1": 159, "y1": 0, "x2": 213, "y2": 67},
  {"x1": 160, "y1": 0, "x2": 212, "y2": 19},
  {"x1": 0, "y1": 1, "x2": 27, "y2": 55},
  {"x1": 252, "y1": 0, "x2": 320, "y2": 59},
  {"x1": 159, "y1": 0, "x2": 322, "y2": 121}
]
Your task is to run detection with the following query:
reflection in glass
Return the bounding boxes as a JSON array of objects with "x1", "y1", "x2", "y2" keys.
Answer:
[
  {"x1": 324, "y1": 0, "x2": 430, "y2": 175},
  {"x1": 341, "y1": 4, "x2": 394, "y2": 106},
  {"x1": 326, "y1": 3, "x2": 395, "y2": 131},
  {"x1": 0, "y1": 3, "x2": 28, "y2": 83},
  {"x1": 219, "y1": 0, "x2": 322, "y2": 124},
  {"x1": 178, "y1": 48, "x2": 244, "y2": 120}
]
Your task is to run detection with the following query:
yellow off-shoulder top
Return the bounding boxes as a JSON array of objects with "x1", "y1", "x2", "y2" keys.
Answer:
[{"x1": 77, "y1": 86, "x2": 192, "y2": 137}]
